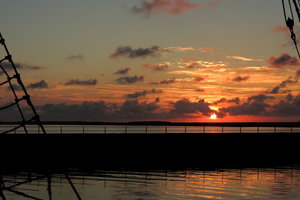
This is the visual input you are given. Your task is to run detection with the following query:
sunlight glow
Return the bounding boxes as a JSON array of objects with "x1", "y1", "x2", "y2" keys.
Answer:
[{"x1": 210, "y1": 113, "x2": 217, "y2": 120}]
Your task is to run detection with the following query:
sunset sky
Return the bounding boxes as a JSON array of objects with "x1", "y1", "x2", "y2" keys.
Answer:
[{"x1": 1, "y1": 0, "x2": 300, "y2": 122}]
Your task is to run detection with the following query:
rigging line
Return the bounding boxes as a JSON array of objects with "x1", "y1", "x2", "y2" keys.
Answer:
[
  {"x1": 0, "y1": 102, "x2": 19, "y2": 111},
  {"x1": 0, "y1": 65, "x2": 28, "y2": 134},
  {"x1": 283, "y1": 0, "x2": 288, "y2": 20},
  {"x1": 0, "y1": 118, "x2": 34, "y2": 135},
  {"x1": 282, "y1": 0, "x2": 300, "y2": 58},
  {"x1": 293, "y1": 0, "x2": 300, "y2": 22},
  {"x1": 0, "y1": 33, "x2": 46, "y2": 134},
  {"x1": 288, "y1": 0, "x2": 295, "y2": 20}
]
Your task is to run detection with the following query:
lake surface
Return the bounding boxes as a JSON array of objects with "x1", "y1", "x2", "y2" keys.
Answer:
[
  {"x1": 1, "y1": 124, "x2": 300, "y2": 134},
  {"x1": 3, "y1": 166, "x2": 300, "y2": 200}
]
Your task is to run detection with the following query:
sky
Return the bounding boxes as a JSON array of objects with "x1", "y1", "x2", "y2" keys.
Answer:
[{"x1": 1, "y1": 0, "x2": 300, "y2": 122}]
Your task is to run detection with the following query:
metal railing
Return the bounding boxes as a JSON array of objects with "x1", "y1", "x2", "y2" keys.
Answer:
[{"x1": 1, "y1": 124, "x2": 300, "y2": 134}]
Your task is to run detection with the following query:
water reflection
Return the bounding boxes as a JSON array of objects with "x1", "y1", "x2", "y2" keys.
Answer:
[{"x1": 1, "y1": 167, "x2": 300, "y2": 200}]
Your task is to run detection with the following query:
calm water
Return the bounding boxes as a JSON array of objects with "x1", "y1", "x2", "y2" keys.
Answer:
[
  {"x1": 3, "y1": 167, "x2": 300, "y2": 200},
  {"x1": 1, "y1": 125, "x2": 300, "y2": 134}
]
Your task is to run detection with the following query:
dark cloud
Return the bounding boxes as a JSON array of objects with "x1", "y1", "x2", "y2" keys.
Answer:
[
  {"x1": 212, "y1": 98, "x2": 227, "y2": 105},
  {"x1": 35, "y1": 100, "x2": 162, "y2": 121},
  {"x1": 232, "y1": 75, "x2": 250, "y2": 82},
  {"x1": 185, "y1": 62, "x2": 205, "y2": 70},
  {"x1": 194, "y1": 76, "x2": 205, "y2": 82},
  {"x1": 27, "y1": 80, "x2": 48, "y2": 89},
  {"x1": 66, "y1": 54, "x2": 84, "y2": 60},
  {"x1": 267, "y1": 77, "x2": 297, "y2": 94},
  {"x1": 268, "y1": 53, "x2": 300, "y2": 67},
  {"x1": 286, "y1": 94, "x2": 294, "y2": 101},
  {"x1": 220, "y1": 101, "x2": 270, "y2": 116},
  {"x1": 150, "y1": 78, "x2": 176, "y2": 85},
  {"x1": 220, "y1": 94, "x2": 275, "y2": 116},
  {"x1": 64, "y1": 79, "x2": 97, "y2": 86},
  {"x1": 195, "y1": 88, "x2": 205, "y2": 92},
  {"x1": 0, "y1": 61, "x2": 43, "y2": 75},
  {"x1": 228, "y1": 97, "x2": 241, "y2": 104},
  {"x1": 114, "y1": 68, "x2": 131, "y2": 75},
  {"x1": 125, "y1": 89, "x2": 163, "y2": 98},
  {"x1": 132, "y1": 0, "x2": 218, "y2": 16},
  {"x1": 110, "y1": 46, "x2": 160, "y2": 59},
  {"x1": 6, "y1": 84, "x2": 22, "y2": 91},
  {"x1": 212, "y1": 97, "x2": 240, "y2": 105},
  {"x1": 116, "y1": 75, "x2": 144, "y2": 84},
  {"x1": 248, "y1": 94, "x2": 275, "y2": 103},
  {"x1": 142, "y1": 63, "x2": 169, "y2": 71},
  {"x1": 169, "y1": 98, "x2": 211, "y2": 117}
]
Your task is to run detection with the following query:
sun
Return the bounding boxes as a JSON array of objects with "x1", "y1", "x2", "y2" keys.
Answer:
[{"x1": 210, "y1": 113, "x2": 217, "y2": 120}]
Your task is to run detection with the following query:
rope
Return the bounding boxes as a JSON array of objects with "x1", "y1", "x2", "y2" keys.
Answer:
[
  {"x1": 0, "y1": 33, "x2": 47, "y2": 134},
  {"x1": 282, "y1": 0, "x2": 300, "y2": 58}
]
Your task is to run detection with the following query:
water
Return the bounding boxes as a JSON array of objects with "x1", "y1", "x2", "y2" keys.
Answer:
[
  {"x1": 3, "y1": 167, "x2": 300, "y2": 200},
  {"x1": 1, "y1": 125, "x2": 300, "y2": 134}
]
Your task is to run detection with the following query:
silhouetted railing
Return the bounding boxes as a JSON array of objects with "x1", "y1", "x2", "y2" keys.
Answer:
[{"x1": 1, "y1": 124, "x2": 300, "y2": 134}]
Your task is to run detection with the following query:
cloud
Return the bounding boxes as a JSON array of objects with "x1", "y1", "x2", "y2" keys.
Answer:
[
  {"x1": 212, "y1": 98, "x2": 227, "y2": 105},
  {"x1": 110, "y1": 45, "x2": 160, "y2": 59},
  {"x1": 0, "y1": 61, "x2": 43, "y2": 75},
  {"x1": 163, "y1": 46, "x2": 195, "y2": 52},
  {"x1": 63, "y1": 79, "x2": 97, "y2": 86},
  {"x1": 212, "y1": 97, "x2": 240, "y2": 105},
  {"x1": 199, "y1": 47, "x2": 217, "y2": 54},
  {"x1": 194, "y1": 88, "x2": 205, "y2": 92},
  {"x1": 66, "y1": 54, "x2": 84, "y2": 61},
  {"x1": 227, "y1": 56, "x2": 263, "y2": 62},
  {"x1": 132, "y1": 0, "x2": 219, "y2": 16},
  {"x1": 220, "y1": 94, "x2": 274, "y2": 116},
  {"x1": 33, "y1": 100, "x2": 162, "y2": 121},
  {"x1": 180, "y1": 60, "x2": 227, "y2": 70},
  {"x1": 268, "y1": 53, "x2": 300, "y2": 67},
  {"x1": 125, "y1": 89, "x2": 163, "y2": 98},
  {"x1": 142, "y1": 63, "x2": 170, "y2": 71},
  {"x1": 116, "y1": 75, "x2": 144, "y2": 84},
  {"x1": 193, "y1": 76, "x2": 205, "y2": 82},
  {"x1": 219, "y1": 94, "x2": 300, "y2": 117},
  {"x1": 248, "y1": 94, "x2": 275, "y2": 103},
  {"x1": 27, "y1": 80, "x2": 48, "y2": 89},
  {"x1": 6, "y1": 84, "x2": 22, "y2": 91},
  {"x1": 150, "y1": 78, "x2": 177, "y2": 84},
  {"x1": 267, "y1": 77, "x2": 297, "y2": 94},
  {"x1": 232, "y1": 75, "x2": 250, "y2": 82},
  {"x1": 6, "y1": 80, "x2": 49, "y2": 91},
  {"x1": 114, "y1": 68, "x2": 131, "y2": 75},
  {"x1": 228, "y1": 97, "x2": 241, "y2": 104},
  {"x1": 169, "y1": 98, "x2": 211, "y2": 116}
]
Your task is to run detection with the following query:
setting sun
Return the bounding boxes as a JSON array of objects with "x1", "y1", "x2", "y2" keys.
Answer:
[{"x1": 210, "y1": 113, "x2": 217, "y2": 120}]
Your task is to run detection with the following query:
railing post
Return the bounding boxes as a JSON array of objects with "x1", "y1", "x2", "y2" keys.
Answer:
[
  {"x1": 203, "y1": 126, "x2": 205, "y2": 134},
  {"x1": 291, "y1": 127, "x2": 293, "y2": 133},
  {"x1": 83, "y1": 126, "x2": 85, "y2": 134},
  {"x1": 104, "y1": 126, "x2": 107, "y2": 134},
  {"x1": 165, "y1": 126, "x2": 167, "y2": 134},
  {"x1": 145, "y1": 126, "x2": 148, "y2": 134},
  {"x1": 257, "y1": 126, "x2": 259, "y2": 134},
  {"x1": 221, "y1": 126, "x2": 224, "y2": 134},
  {"x1": 125, "y1": 126, "x2": 127, "y2": 134},
  {"x1": 60, "y1": 126, "x2": 63, "y2": 134},
  {"x1": 274, "y1": 126, "x2": 276, "y2": 133},
  {"x1": 240, "y1": 127, "x2": 242, "y2": 134},
  {"x1": 185, "y1": 126, "x2": 187, "y2": 134}
]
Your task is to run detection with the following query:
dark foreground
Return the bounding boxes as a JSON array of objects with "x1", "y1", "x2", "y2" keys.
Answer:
[{"x1": 0, "y1": 133, "x2": 299, "y2": 170}]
